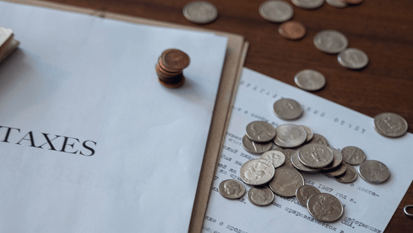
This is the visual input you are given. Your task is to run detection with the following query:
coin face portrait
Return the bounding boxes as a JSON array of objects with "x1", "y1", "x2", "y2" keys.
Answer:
[
  {"x1": 248, "y1": 186, "x2": 275, "y2": 206},
  {"x1": 245, "y1": 161, "x2": 272, "y2": 180},
  {"x1": 359, "y1": 160, "x2": 390, "y2": 184},
  {"x1": 313, "y1": 195, "x2": 340, "y2": 219},
  {"x1": 250, "y1": 188, "x2": 270, "y2": 203},
  {"x1": 246, "y1": 121, "x2": 276, "y2": 142},
  {"x1": 374, "y1": 113, "x2": 408, "y2": 137},
  {"x1": 224, "y1": 181, "x2": 242, "y2": 196},
  {"x1": 269, "y1": 167, "x2": 304, "y2": 197},
  {"x1": 219, "y1": 180, "x2": 246, "y2": 199},
  {"x1": 240, "y1": 159, "x2": 275, "y2": 185}
]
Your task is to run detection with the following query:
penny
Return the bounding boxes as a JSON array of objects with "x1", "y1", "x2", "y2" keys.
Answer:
[
  {"x1": 298, "y1": 144, "x2": 334, "y2": 168},
  {"x1": 273, "y1": 98, "x2": 303, "y2": 120},
  {"x1": 326, "y1": 0, "x2": 347, "y2": 8},
  {"x1": 242, "y1": 135, "x2": 273, "y2": 154},
  {"x1": 300, "y1": 125, "x2": 314, "y2": 142},
  {"x1": 338, "y1": 48, "x2": 369, "y2": 69},
  {"x1": 341, "y1": 0, "x2": 363, "y2": 4},
  {"x1": 309, "y1": 133, "x2": 329, "y2": 146},
  {"x1": 248, "y1": 186, "x2": 275, "y2": 206},
  {"x1": 296, "y1": 185, "x2": 321, "y2": 207},
  {"x1": 334, "y1": 165, "x2": 358, "y2": 183},
  {"x1": 307, "y1": 193, "x2": 344, "y2": 222},
  {"x1": 323, "y1": 162, "x2": 347, "y2": 177},
  {"x1": 274, "y1": 124, "x2": 307, "y2": 148},
  {"x1": 269, "y1": 166, "x2": 304, "y2": 197},
  {"x1": 292, "y1": 0, "x2": 325, "y2": 9},
  {"x1": 291, "y1": 150, "x2": 320, "y2": 173},
  {"x1": 219, "y1": 179, "x2": 246, "y2": 199},
  {"x1": 314, "y1": 30, "x2": 348, "y2": 54},
  {"x1": 322, "y1": 148, "x2": 343, "y2": 171},
  {"x1": 240, "y1": 159, "x2": 275, "y2": 185},
  {"x1": 278, "y1": 21, "x2": 306, "y2": 40},
  {"x1": 246, "y1": 121, "x2": 276, "y2": 143},
  {"x1": 183, "y1": 1, "x2": 218, "y2": 24},
  {"x1": 341, "y1": 146, "x2": 366, "y2": 165},
  {"x1": 294, "y1": 69, "x2": 326, "y2": 91},
  {"x1": 259, "y1": 0, "x2": 294, "y2": 23},
  {"x1": 374, "y1": 112, "x2": 408, "y2": 138},
  {"x1": 158, "y1": 75, "x2": 186, "y2": 89},
  {"x1": 161, "y1": 49, "x2": 190, "y2": 71},
  {"x1": 359, "y1": 160, "x2": 390, "y2": 184},
  {"x1": 260, "y1": 150, "x2": 286, "y2": 169}
]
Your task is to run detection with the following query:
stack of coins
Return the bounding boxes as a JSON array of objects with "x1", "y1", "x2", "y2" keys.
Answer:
[
  {"x1": 0, "y1": 27, "x2": 20, "y2": 63},
  {"x1": 156, "y1": 49, "x2": 190, "y2": 88}
]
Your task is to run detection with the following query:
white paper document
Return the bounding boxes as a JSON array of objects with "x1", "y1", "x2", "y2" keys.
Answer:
[
  {"x1": 203, "y1": 68, "x2": 413, "y2": 233},
  {"x1": 0, "y1": 1, "x2": 228, "y2": 232}
]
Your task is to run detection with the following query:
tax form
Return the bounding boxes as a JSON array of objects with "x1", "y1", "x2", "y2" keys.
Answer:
[{"x1": 203, "y1": 68, "x2": 413, "y2": 233}]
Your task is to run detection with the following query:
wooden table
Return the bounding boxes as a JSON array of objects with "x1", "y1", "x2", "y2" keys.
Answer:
[{"x1": 42, "y1": 0, "x2": 413, "y2": 231}]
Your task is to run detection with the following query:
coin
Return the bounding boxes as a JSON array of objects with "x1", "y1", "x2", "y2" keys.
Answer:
[
  {"x1": 248, "y1": 186, "x2": 275, "y2": 206},
  {"x1": 292, "y1": 0, "x2": 325, "y2": 9},
  {"x1": 269, "y1": 166, "x2": 304, "y2": 197},
  {"x1": 309, "y1": 133, "x2": 329, "y2": 146},
  {"x1": 278, "y1": 21, "x2": 306, "y2": 40},
  {"x1": 359, "y1": 160, "x2": 390, "y2": 184},
  {"x1": 242, "y1": 135, "x2": 273, "y2": 154},
  {"x1": 294, "y1": 69, "x2": 326, "y2": 91},
  {"x1": 273, "y1": 98, "x2": 303, "y2": 120},
  {"x1": 338, "y1": 48, "x2": 369, "y2": 69},
  {"x1": 326, "y1": 0, "x2": 347, "y2": 8},
  {"x1": 341, "y1": 146, "x2": 366, "y2": 165},
  {"x1": 278, "y1": 148, "x2": 296, "y2": 167},
  {"x1": 300, "y1": 125, "x2": 314, "y2": 142},
  {"x1": 296, "y1": 185, "x2": 321, "y2": 206},
  {"x1": 341, "y1": 0, "x2": 363, "y2": 4},
  {"x1": 314, "y1": 30, "x2": 348, "y2": 54},
  {"x1": 307, "y1": 193, "x2": 344, "y2": 222},
  {"x1": 291, "y1": 150, "x2": 320, "y2": 173},
  {"x1": 183, "y1": 1, "x2": 218, "y2": 24},
  {"x1": 219, "y1": 179, "x2": 246, "y2": 199},
  {"x1": 259, "y1": 0, "x2": 294, "y2": 23},
  {"x1": 374, "y1": 112, "x2": 408, "y2": 138},
  {"x1": 246, "y1": 121, "x2": 276, "y2": 142},
  {"x1": 260, "y1": 150, "x2": 286, "y2": 168},
  {"x1": 334, "y1": 165, "x2": 358, "y2": 183},
  {"x1": 322, "y1": 148, "x2": 343, "y2": 170},
  {"x1": 240, "y1": 159, "x2": 275, "y2": 185},
  {"x1": 323, "y1": 162, "x2": 347, "y2": 177},
  {"x1": 274, "y1": 124, "x2": 307, "y2": 148},
  {"x1": 298, "y1": 144, "x2": 334, "y2": 168}
]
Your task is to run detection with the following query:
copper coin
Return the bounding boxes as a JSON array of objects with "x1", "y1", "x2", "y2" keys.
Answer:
[
  {"x1": 278, "y1": 21, "x2": 306, "y2": 40},
  {"x1": 341, "y1": 0, "x2": 363, "y2": 4},
  {"x1": 158, "y1": 75, "x2": 185, "y2": 89},
  {"x1": 161, "y1": 49, "x2": 190, "y2": 71}
]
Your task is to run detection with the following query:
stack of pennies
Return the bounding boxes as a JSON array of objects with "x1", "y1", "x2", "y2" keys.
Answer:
[{"x1": 156, "y1": 49, "x2": 190, "y2": 88}]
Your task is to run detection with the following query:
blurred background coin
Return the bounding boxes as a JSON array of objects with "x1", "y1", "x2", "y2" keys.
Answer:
[
  {"x1": 294, "y1": 69, "x2": 326, "y2": 91},
  {"x1": 338, "y1": 48, "x2": 369, "y2": 69},
  {"x1": 326, "y1": 0, "x2": 347, "y2": 8},
  {"x1": 314, "y1": 30, "x2": 348, "y2": 54},
  {"x1": 273, "y1": 98, "x2": 303, "y2": 120},
  {"x1": 292, "y1": 0, "x2": 325, "y2": 9},
  {"x1": 341, "y1": 0, "x2": 363, "y2": 4},
  {"x1": 374, "y1": 113, "x2": 408, "y2": 138},
  {"x1": 278, "y1": 21, "x2": 306, "y2": 40},
  {"x1": 259, "y1": 0, "x2": 294, "y2": 23},
  {"x1": 183, "y1": 1, "x2": 218, "y2": 24}
]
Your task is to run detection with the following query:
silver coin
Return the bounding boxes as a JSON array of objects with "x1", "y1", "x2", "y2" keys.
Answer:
[
  {"x1": 274, "y1": 124, "x2": 307, "y2": 148},
  {"x1": 219, "y1": 179, "x2": 246, "y2": 199},
  {"x1": 260, "y1": 150, "x2": 286, "y2": 169},
  {"x1": 322, "y1": 148, "x2": 343, "y2": 170},
  {"x1": 276, "y1": 148, "x2": 296, "y2": 167},
  {"x1": 273, "y1": 98, "x2": 303, "y2": 120},
  {"x1": 309, "y1": 133, "x2": 329, "y2": 146},
  {"x1": 338, "y1": 48, "x2": 369, "y2": 69},
  {"x1": 307, "y1": 193, "x2": 344, "y2": 222},
  {"x1": 323, "y1": 162, "x2": 347, "y2": 177},
  {"x1": 242, "y1": 135, "x2": 273, "y2": 154},
  {"x1": 183, "y1": 1, "x2": 218, "y2": 24},
  {"x1": 291, "y1": 150, "x2": 320, "y2": 173},
  {"x1": 334, "y1": 165, "x2": 358, "y2": 183},
  {"x1": 259, "y1": 0, "x2": 294, "y2": 23},
  {"x1": 296, "y1": 185, "x2": 321, "y2": 207},
  {"x1": 359, "y1": 160, "x2": 390, "y2": 184},
  {"x1": 246, "y1": 121, "x2": 276, "y2": 142},
  {"x1": 292, "y1": 0, "x2": 325, "y2": 9},
  {"x1": 240, "y1": 159, "x2": 275, "y2": 185},
  {"x1": 248, "y1": 186, "x2": 275, "y2": 206},
  {"x1": 269, "y1": 166, "x2": 304, "y2": 197},
  {"x1": 326, "y1": 0, "x2": 347, "y2": 8},
  {"x1": 341, "y1": 146, "x2": 366, "y2": 165},
  {"x1": 294, "y1": 69, "x2": 326, "y2": 91},
  {"x1": 299, "y1": 125, "x2": 314, "y2": 142},
  {"x1": 299, "y1": 144, "x2": 334, "y2": 168},
  {"x1": 314, "y1": 30, "x2": 348, "y2": 54},
  {"x1": 374, "y1": 112, "x2": 408, "y2": 138}
]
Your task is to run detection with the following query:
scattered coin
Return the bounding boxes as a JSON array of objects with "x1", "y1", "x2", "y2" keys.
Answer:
[
  {"x1": 314, "y1": 30, "x2": 348, "y2": 54},
  {"x1": 273, "y1": 98, "x2": 303, "y2": 120},
  {"x1": 246, "y1": 121, "x2": 276, "y2": 143},
  {"x1": 292, "y1": 0, "x2": 325, "y2": 9},
  {"x1": 323, "y1": 162, "x2": 347, "y2": 177},
  {"x1": 359, "y1": 160, "x2": 390, "y2": 184},
  {"x1": 260, "y1": 150, "x2": 286, "y2": 168},
  {"x1": 326, "y1": 0, "x2": 347, "y2": 8},
  {"x1": 374, "y1": 113, "x2": 408, "y2": 138},
  {"x1": 294, "y1": 69, "x2": 326, "y2": 91},
  {"x1": 341, "y1": 0, "x2": 363, "y2": 4},
  {"x1": 240, "y1": 159, "x2": 275, "y2": 185},
  {"x1": 309, "y1": 133, "x2": 329, "y2": 146},
  {"x1": 277, "y1": 148, "x2": 296, "y2": 167},
  {"x1": 269, "y1": 166, "x2": 304, "y2": 197},
  {"x1": 300, "y1": 125, "x2": 314, "y2": 142},
  {"x1": 219, "y1": 179, "x2": 246, "y2": 199},
  {"x1": 248, "y1": 186, "x2": 275, "y2": 206},
  {"x1": 334, "y1": 165, "x2": 358, "y2": 183},
  {"x1": 322, "y1": 148, "x2": 343, "y2": 170},
  {"x1": 183, "y1": 1, "x2": 218, "y2": 24},
  {"x1": 307, "y1": 193, "x2": 344, "y2": 222},
  {"x1": 298, "y1": 144, "x2": 334, "y2": 168},
  {"x1": 291, "y1": 150, "x2": 320, "y2": 173},
  {"x1": 259, "y1": 0, "x2": 294, "y2": 23},
  {"x1": 242, "y1": 135, "x2": 273, "y2": 154},
  {"x1": 341, "y1": 146, "x2": 366, "y2": 165},
  {"x1": 274, "y1": 124, "x2": 307, "y2": 148},
  {"x1": 278, "y1": 21, "x2": 306, "y2": 40},
  {"x1": 296, "y1": 185, "x2": 321, "y2": 206},
  {"x1": 338, "y1": 48, "x2": 369, "y2": 69}
]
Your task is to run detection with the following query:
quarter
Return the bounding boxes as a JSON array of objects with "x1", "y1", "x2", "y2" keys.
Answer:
[
  {"x1": 341, "y1": 146, "x2": 366, "y2": 165},
  {"x1": 294, "y1": 69, "x2": 326, "y2": 91},
  {"x1": 359, "y1": 160, "x2": 390, "y2": 184},
  {"x1": 374, "y1": 112, "x2": 408, "y2": 138},
  {"x1": 269, "y1": 166, "x2": 304, "y2": 197},
  {"x1": 298, "y1": 144, "x2": 334, "y2": 168},
  {"x1": 307, "y1": 193, "x2": 344, "y2": 222},
  {"x1": 260, "y1": 150, "x2": 286, "y2": 169},
  {"x1": 274, "y1": 124, "x2": 307, "y2": 148},
  {"x1": 240, "y1": 159, "x2": 275, "y2": 185}
]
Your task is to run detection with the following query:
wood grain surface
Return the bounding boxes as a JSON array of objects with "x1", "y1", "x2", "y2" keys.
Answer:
[{"x1": 39, "y1": 0, "x2": 413, "y2": 231}]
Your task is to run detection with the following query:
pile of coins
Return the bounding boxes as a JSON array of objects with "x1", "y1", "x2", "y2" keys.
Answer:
[
  {"x1": 156, "y1": 49, "x2": 190, "y2": 88},
  {"x1": 0, "y1": 27, "x2": 19, "y2": 63}
]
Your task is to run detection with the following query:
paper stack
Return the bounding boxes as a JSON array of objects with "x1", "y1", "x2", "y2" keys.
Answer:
[{"x1": 0, "y1": 27, "x2": 19, "y2": 63}]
